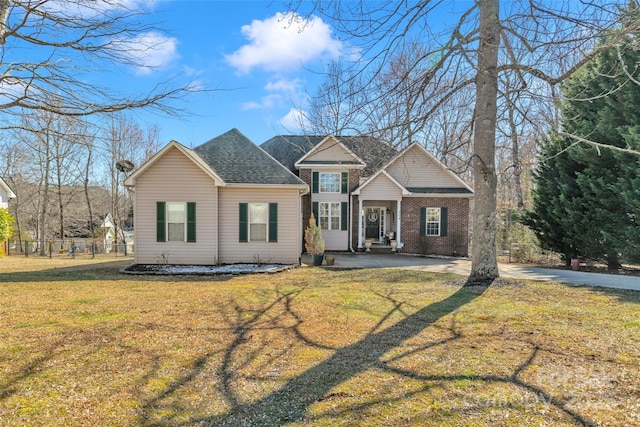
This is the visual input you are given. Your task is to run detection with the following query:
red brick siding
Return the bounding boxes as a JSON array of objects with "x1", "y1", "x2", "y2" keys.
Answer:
[
  {"x1": 299, "y1": 169, "x2": 312, "y2": 251},
  {"x1": 400, "y1": 197, "x2": 470, "y2": 256},
  {"x1": 348, "y1": 171, "x2": 360, "y2": 251},
  {"x1": 349, "y1": 169, "x2": 360, "y2": 192},
  {"x1": 351, "y1": 195, "x2": 359, "y2": 250}
]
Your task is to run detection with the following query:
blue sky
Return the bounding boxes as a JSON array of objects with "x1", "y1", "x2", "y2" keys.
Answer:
[{"x1": 115, "y1": 0, "x2": 355, "y2": 147}]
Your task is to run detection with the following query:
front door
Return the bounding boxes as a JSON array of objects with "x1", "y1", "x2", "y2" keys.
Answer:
[{"x1": 365, "y1": 207, "x2": 383, "y2": 240}]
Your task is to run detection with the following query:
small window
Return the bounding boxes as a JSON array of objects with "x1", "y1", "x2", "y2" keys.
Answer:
[
  {"x1": 319, "y1": 173, "x2": 341, "y2": 193},
  {"x1": 167, "y1": 202, "x2": 186, "y2": 241},
  {"x1": 319, "y1": 202, "x2": 341, "y2": 230},
  {"x1": 426, "y1": 208, "x2": 441, "y2": 236},
  {"x1": 249, "y1": 203, "x2": 268, "y2": 241}
]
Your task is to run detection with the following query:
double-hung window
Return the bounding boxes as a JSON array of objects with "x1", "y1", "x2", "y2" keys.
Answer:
[
  {"x1": 425, "y1": 208, "x2": 441, "y2": 236},
  {"x1": 319, "y1": 202, "x2": 341, "y2": 230},
  {"x1": 249, "y1": 203, "x2": 268, "y2": 241},
  {"x1": 319, "y1": 173, "x2": 341, "y2": 193},
  {"x1": 239, "y1": 203, "x2": 278, "y2": 243},
  {"x1": 156, "y1": 201, "x2": 196, "y2": 242},
  {"x1": 167, "y1": 202, "x2": 186, "y2": 241},
  {"x1": 312, "y1": 171, "x2": 348, "y2": 194},
  {"x1": 313, "y1": 201, "x2": 348, "y2": 231},
  {"x1": 420, "y1": 207, "x2": 448, "y2": 237}
]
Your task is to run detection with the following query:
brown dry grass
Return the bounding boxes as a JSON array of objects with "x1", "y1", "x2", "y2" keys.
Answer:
[{"x1": 0, "y1": 256, "x2": 638, "y2": 426}]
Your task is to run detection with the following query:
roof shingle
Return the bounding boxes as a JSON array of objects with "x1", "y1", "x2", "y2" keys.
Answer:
[
  {"x1": 261, "y1": 135, "x2": 397, "y2": 176},
  {"x1": 193, "y1": 129, "x2": 306, "y2": 186}
]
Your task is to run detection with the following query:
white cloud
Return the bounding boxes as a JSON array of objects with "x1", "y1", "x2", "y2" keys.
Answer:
[
  {"x1": 225, "y1": 12, "x2": 344, "y2": 74},
  {"x1": 279, "y1": 108, "x2": 309, "y2": 131},
  {"x1": 265, "y1": 77, "x2": 303, "y2": 94},
  {"x1": 113, "y1": 31, "x2": 180, "y2": 74},
  {"x1": 242, "y1": 77, "x2": 304, "y2": 110},
  {"x1": 242, "y1": 93, "x2": 283, "y2": 111}
]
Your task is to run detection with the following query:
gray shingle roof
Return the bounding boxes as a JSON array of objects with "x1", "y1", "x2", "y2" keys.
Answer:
[
  {"x1": 261, "y1": 135, "x2": 397, "y2": 176},
  {"x1": 193, "y1": 129, "x2": 306, "y2": 186},
  {"x1": 260, "y1": 135, "x2": 321, "y2": 172}
]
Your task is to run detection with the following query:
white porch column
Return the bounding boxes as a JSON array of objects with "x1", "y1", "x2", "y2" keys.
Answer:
[
  {"x1": 358, "y1": 198, "x2": 363, "y2": 248},
  {"x1": 396, "y1": 199, "x2": 402, "y2": 246}
]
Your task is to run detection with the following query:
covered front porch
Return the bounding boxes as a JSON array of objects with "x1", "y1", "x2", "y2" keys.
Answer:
[{"x1": 356, "y1": 199, "x2": 402, "y2": 251}]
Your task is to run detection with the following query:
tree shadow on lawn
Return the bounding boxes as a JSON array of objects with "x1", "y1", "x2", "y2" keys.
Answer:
[
  {"x1": 576, "y1": 283, "x2": 640, "y2": 305},
  {"x1": 138, "y1": 278, "x2": 599, "y2": 427}
]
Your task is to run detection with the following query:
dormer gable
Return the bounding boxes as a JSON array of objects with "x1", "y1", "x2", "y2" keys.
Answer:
[
  {"x1": 352, "y1": 170, "x2": 411, "y2": 196},
  {"x1": 383, "y1": 143, "x2": 473, "y2": 193},
  {"x1": 294, "y1": 136, "x2": 366, "y2": 170}
]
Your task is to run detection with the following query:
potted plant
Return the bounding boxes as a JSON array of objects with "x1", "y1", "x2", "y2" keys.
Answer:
[{"x1": 305, "y1": 213, "x2": 325, "y2": 266}]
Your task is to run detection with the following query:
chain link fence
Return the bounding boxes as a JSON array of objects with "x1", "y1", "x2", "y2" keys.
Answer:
[{"x1": 5, "y1": 239, "x2": 134, "y2": 259}]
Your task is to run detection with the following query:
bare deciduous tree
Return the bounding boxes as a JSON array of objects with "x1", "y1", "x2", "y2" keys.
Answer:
[
  {"x1": 292, "y1": 0, "x2": 640, "y2": 280},
  {"x1": 0, "y1": 0, "x2": 197, "y2": 127},
  {"x1": 100, "y1": 114, "x2": 159, "y2": 247}
]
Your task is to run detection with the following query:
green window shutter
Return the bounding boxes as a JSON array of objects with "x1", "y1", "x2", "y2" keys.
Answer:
[
  {"x1": 156, "y1": 201, "x2": 166, "y2": 242},
  {"x1": 312, "y1": 171, "x2": 319, "y2": 193},
  {"x1": 341, "y1": 172, "x2": 348, "y2": 194},
  {"x1": 440, "y1": 207, "x2": 448, "y2": 237},
  {"x1": 419, "y1": 207, "x2": 426, "y2": 236},
  {"x1": 239, "y1": 203, "x2": 248, "y2": 242},
  {"x1": 312, "y1": 202, "x2": 319, "y2": 223},
  {"x1": 187, "y1": 202, "x2": 196, "y2": 242},
  {"x1": 269, "y1": 203, "x2": 278, "y2": 242},
  {"x1": 341, "y1": 202, "x2": 348, "y2": 230}
]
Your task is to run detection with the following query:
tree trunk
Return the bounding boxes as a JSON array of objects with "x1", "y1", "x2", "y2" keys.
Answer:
[
  {"x1": 508, "y1": 103, "x2": 525, "y2": 209},
  {"x1": 85, "y1": 146, "x2": 95, "y2": 238},
  {"x1": 38, "y1": 135, "x2": 51, "y2": 257},
  {"x1": 470, "y1": 0, "x2": 500, "y2": 281},
  {"x1": 606, "y1": 252, "x2": 621, "y2": 271},
  {"x1": 56, "y1": 157, "x2": 64, "y2": 241}
]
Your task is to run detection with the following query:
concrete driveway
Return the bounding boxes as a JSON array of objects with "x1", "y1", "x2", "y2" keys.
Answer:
[{"x1": 303, "y1": 253, "x2": 640, "y2": 292}]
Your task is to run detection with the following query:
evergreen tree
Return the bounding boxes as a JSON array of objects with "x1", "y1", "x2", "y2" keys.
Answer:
[
  {"x1": 522, "y1": 137, "x2": 583, "y2": 266},
  {"x1": 524, "y1": 7, "x2": 640, "y2": 270}
]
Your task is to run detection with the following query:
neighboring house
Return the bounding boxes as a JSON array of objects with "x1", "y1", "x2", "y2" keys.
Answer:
[
  {"x1": 124, "y1": 129, "x2": 308, "y2": 265},
  {"x1": 0, "y1": 176, "x2": 16, "y2": 209},
  {"x1": 262, "y1": 136, "x2": 474, "y2": 256},
  {"x1": 100, "y1": 213, "x2": 134, "y2": 253}
]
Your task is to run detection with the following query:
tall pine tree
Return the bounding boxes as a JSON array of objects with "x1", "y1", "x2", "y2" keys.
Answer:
[{"x1": 525, "y1": 6, "x2": 640, "y2": 270}]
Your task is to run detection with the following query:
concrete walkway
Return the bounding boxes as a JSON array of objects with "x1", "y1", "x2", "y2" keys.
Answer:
[{"x1": 303, "y1": 253, "x2": 640, "y2": 292}]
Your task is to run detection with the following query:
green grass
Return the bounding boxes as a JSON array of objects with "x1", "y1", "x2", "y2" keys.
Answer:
[{"x1": 0, "y1": 256, "x2": 639, "y2": 426}]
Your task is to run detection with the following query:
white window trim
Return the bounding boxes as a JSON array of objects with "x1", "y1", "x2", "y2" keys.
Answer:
[
  {"x1": 166, "y1": 202, "x2": 187, "y2": 242},
  {"x1": 319, "y1": 202, "x2": 341, "y2": 230},
  {"x1": 426, "y1": 207, "x2": 441, "y2": 237},
  {"x1": 319, "y1": 172, "x2": 341, "y2": 193},
  {"x1": 249, "y1": 202, "x2": 268, "y2": 242}
]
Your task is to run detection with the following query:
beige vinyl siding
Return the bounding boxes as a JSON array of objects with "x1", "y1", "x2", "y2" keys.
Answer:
[
  {"x1": 386, "y1": 145, "x2": 461, "y2": 188},
  {"x1": 321, "y1": 230, "x2": 348, "y2": 251},
  {"x1": 358, "y1": 174, "x2": 403, "y2": 200},
  {"x1": 218, "y1": 187, "x2": 302, "y2": 264},
  {"x1": 312, "y1": 168, "x2": 349, "y2": 251},
  {"x1": 133, "y1": 146, "x2": 219, "y2": 265},
  {"x1": 306, "y1": 138, "x2": 356, "y2": 162},
  {"x1": 313, "y1": 194, "x2": 348, "y2": 250}
]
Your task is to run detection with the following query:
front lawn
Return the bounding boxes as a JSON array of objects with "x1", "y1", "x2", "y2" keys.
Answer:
[{"x1": 0, "y1": 256, "x2": 638, "y2": 426}]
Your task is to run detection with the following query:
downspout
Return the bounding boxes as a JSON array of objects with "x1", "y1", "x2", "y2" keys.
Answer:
[
  {"x1": 397, "y1": 198, "x2": 404, "y2": 250},
  {"x1": 357, "y1": 197, "x2": 364, "y2": 249},
  {"x1": 349, "y1": 194, "x2": 355, "y2": 252}
]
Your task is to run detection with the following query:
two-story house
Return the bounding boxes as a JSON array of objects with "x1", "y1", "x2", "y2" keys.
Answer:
[
  {"x1": 262, "y1": 134, "x2": 474, "y2": 255},
  {"x1": 125, "y1": 129, "x2": 473, "y2": 266}
]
